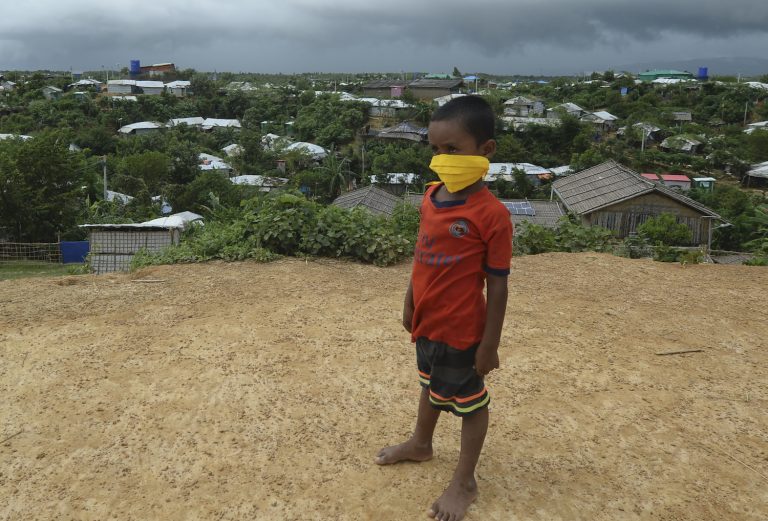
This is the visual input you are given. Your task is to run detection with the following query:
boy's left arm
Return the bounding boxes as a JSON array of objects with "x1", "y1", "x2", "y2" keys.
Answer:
[{"x1": 475, "y1": 273, "x2": 508, "y2": 376}]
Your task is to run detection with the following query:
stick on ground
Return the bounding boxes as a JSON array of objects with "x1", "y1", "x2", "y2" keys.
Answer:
[
  {"x1": 1, "y1": 429, "x2": 23, "y2": 445},
  {"x1": 700, "y1": 443, "x2": 768, "y2": 484},
  {"x1": 655, "y1": 349, "x2": 704, "y2": 356}
]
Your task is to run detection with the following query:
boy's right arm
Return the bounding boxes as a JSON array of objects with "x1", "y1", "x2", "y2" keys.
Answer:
[{"x1": 402, "y1": 279, "x2": 414, "y2": 333}]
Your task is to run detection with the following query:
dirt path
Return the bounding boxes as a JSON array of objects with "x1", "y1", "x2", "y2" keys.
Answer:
[{"x1": 1, "y1": 254, "x2": 767, "y2": 520}]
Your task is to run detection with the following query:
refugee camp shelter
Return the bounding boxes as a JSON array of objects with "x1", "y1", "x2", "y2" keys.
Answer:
[
  {"x1": 407, "y1": 78, "x2": 463, "y2": 100},
  {"x1": 746, "y1": 161, "x2": 768, "y2": 187},
  {"x1": 500, "y1": 200, "x2": 565, "y2": 229},
  {"x1": 166, "y1": 80, "x2": 192, "y2": 97},
  {"x1": 552, "y1": 160, "x2": 722, "y2": 244},
  {"x1": 372, "y1": 121, "x2": 428, "y2": 142},
  {"x1": 81, "y1": 212, "x2": 202, "y2": 274},
  {"x1": 332, "y1": 185, "x2": 402, "y2": 216}
]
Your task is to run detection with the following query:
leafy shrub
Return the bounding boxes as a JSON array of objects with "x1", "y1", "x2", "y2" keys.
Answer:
[
  {"x1": 337, "y1": 209, "x2": 411, "y2": 266},
  {"x1": 652, "y1": 243, "x2": 682, "y2": 262},
  {"x1": 514, "y1": 223, "x2": 557, "y2": 254},
  {"x1": 679, "y1": 248, "x2": 706, "y2": 265},
  {"x1": 389, "y1": 202, "x2": 420, "y2": 249},
  {"x1": 637, "y1": 213, "x2": 692, "y2": 246},
  {"x1": 249, "y1": 193, "x2": 318, "y2": 254},
  {"x1": 744, "y1": 257, "x2": 768, "y2": 266},
  {"x1": 617, "y1": 234, "x2": 654, "y2": 259},
  {"x1": 513, "y1": 217, "x2": 616, "y2": 255},
  {"x1": 554, "y1": 217, "x2": 616, "y2": 252},
  {"x1": 300, "y1": 205, "x2": 351, "y2": 257},
  {"x1": 132, "y1": 191, "x2": 417, "y2": 269}
]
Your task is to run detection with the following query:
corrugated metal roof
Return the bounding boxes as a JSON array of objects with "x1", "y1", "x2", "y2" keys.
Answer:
[
  {"x1": 136, "y1": 81, "x2": 164, "y2": 88},
  {"x1": 487, "y1": 163, "x2": 551, "y2": 180},
  {"x1": 549, "y1": 102, "x2": 584, "y2": 114},
  {"x1": 671, "y1": 111, "x2": 693, "y2": 121},
  {"x1": 201, "y1": 118, "x2": 241, "y2": 130},
  {"x1": 660, "y1": 174, "x2": 691, "y2": 182},
  {"x1": 434, "y1": 93, "x2": 467, "y2": 106},
  {"x1": 501, "y1": 199, "x2": 564, "y2": 228},
  {"x1": 362, "y1": 79, "x2": 406, "y2": 89},
  {"x1": 550, "y1": 165, "x2": 572, "y2": 176},
  {"x1": 586, "y1": 111, "x2": 619, "y2": 121},
  {"x1": 375, "y1": 121, "x2": 428, "y2": 142},
  {"x1": 408, "y1": 78, "x2": 463, "y2": 89},
  {"x1": 661, "y1": 134, "x2": 703, "y2": 151},
  {"x1": 168, "y1": 117, "x2": 205, "y2": 126},
  {"x1": 504, "y1": 96, "x2": 535, "y2": 106},
  {"x1": 332, "y1": 185, "x2": 402, "y2": 216}
]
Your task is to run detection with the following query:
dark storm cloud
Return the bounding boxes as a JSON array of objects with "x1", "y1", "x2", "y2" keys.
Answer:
[
  {"x1": 284, "y1": 0, "x2": 768, "y2": 53},
  {"x1": 2, "y1": 0, "x2": 767, "y2": 71}
]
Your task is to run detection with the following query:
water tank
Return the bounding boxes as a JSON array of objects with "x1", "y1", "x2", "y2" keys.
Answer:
[
  {"x1": 697, "y1": 67, "x2": 708, "y2": 80},
  {"x1": 130, "y1": 60, "x2": 141, "y2": 76}
]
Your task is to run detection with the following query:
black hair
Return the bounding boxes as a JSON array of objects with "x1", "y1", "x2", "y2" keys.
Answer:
[{"x1": 430, "y1": 95, "x2": 495, "y2": 145}]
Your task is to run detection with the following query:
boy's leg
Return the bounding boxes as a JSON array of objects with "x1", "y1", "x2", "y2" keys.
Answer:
[
  {"x1": 428, "y1": 407, "x2": 488, "y2": 521},
  {"x1": 374, "y1": 386, "x2": 439, "y2": 465}
]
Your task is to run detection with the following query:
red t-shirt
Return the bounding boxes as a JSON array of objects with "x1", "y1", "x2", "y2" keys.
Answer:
[{"x1": 410, "y1": 184, "x2": 513, "y2": 350}]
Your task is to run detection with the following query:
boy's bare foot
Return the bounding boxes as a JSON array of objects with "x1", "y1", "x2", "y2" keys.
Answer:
[
  {"x1": 374, "y1": 439, "x2": 433, "y2": 465},
  {"x1": 427, "y1": 477, "x2": 477, "y2": 521}
]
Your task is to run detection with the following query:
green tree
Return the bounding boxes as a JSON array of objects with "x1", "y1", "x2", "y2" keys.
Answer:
[
  {"x1": 294, "y1": 95, "x2": 368, "y2": 147},
  {"x1": 493, "y1": 134, "x2": 525, "y2": 163},
  {"x1": 0, "y1": 132, "x2": 90, "y2": 241},
  {"x1": 117, "y1": 151, "x2": 170, "y2": 194},
  {"x1": 314, "y1": 147, "x2": 354, "y2": 201}
]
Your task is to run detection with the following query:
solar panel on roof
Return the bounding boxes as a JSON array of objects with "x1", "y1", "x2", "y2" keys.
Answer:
[{"x1": 503, "y1": 201, "x2": 535, "y2": 216}]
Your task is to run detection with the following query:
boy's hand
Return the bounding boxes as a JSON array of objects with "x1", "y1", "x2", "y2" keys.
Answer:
[
  {"x1": 402, "y1": 304, "x2": 414, "y2": 333},
  {"x1": 474, "y1": 343, "x2": 500, "y2": 376},
  {"x1": 403, "y1": 280, "x2": 414, "y2": 333}
]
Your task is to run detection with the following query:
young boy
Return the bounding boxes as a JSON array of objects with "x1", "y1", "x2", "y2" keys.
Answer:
[{"x1": 375, "y1": 96, "x2": 513, "y2": 521}]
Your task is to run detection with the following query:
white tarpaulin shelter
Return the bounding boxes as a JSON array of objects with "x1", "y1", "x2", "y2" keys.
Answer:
[
  {"x1": 284, "y1": 141, "x2": 327, "y2": 159},
  {"x1": 141, "y1": 211, "x2": 204, "y2": 230},
  {"x1": 81, "y1": 212, "x2": 203, "y2": 273},
  {"x1": 747, "y1": 161, "x2": 768, "y2": 179}
]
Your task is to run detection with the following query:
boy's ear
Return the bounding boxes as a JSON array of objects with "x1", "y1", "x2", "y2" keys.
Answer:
[{"x1": 481, "y1": 139, "x2": 496, "y2": 159}]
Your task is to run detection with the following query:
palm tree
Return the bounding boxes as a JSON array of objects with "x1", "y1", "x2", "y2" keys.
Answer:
[{"x1": 317, "y1": 145, "x2": 354, "y2": 199}]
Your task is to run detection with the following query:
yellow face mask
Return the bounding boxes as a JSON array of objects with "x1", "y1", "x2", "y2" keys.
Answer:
[{"x1": 429, "y1": 154, "x2": 490, "y2": 193}]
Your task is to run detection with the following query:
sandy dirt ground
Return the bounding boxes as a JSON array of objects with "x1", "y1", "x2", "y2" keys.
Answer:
[{"x1": 1, "y1": 253, "x2": 767, "y2": 521}]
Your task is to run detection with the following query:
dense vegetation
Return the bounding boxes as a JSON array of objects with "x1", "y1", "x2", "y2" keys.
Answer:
[{"x1": 1, "y1": 69, "x2": 766, "y2": 262}]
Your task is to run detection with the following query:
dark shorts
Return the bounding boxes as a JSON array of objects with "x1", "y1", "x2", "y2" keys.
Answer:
[{"x1": 416, "y1": 337, "x2": 490, "y2": 417}]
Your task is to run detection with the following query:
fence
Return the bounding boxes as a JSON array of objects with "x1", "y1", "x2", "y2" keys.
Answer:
[
  {"x1": 0, "y1": 242, "x2": 62, "y2": 263},
  {"x1": 0, "y1": 242, "x2": 90, "y2": 264}
]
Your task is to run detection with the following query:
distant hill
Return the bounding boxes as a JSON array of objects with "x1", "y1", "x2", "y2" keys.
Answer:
[{"x1": 615, "y1": 57, "x2": 768, "y2": 78}]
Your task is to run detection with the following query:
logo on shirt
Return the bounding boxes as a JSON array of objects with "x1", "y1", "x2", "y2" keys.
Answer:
[{"x1": 449, "y1": 220, "x2": 469, "y2": 238}]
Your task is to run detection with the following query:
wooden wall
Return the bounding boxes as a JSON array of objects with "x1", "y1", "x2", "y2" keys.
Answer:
[{"x1": 583, "y1": 193, "x2": 712, "y2": 244}]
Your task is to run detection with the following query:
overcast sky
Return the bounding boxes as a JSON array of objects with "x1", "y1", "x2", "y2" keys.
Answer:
[{"x1": 2, "y1": 0, "x2": 768, "y2": 75}]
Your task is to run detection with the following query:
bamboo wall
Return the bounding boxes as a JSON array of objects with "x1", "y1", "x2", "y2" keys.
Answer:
[{"x1": 584, "y1": 193, "x2": 712, "y2": 244}]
